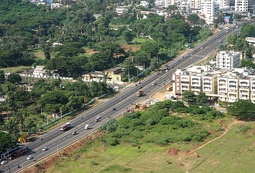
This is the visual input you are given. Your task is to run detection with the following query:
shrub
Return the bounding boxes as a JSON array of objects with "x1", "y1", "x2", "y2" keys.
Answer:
[
  {"x1": 106, "y1": 137, "x2": 119, "y2": 146},
  {"x1": 239, "y1": 125, "x2": 251, "y2": 133}
]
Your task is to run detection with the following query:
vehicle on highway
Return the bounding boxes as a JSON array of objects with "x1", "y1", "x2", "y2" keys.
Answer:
[
  {"x1": 84, "y1": 124, "x2": 90, "y2": 130},
  {"x1": 60, "y1": 122, "x2": 71, "y2": 131},
  {"x1": 12, "y1": 146, "x2": 28, "y2": 157},
  {"x1": 152, "y1": 82, "x2": 156, "y2": 86},
  {"x1": 27, "y1": 155, "x2": 33, "y2": 160},
  {"x1": 1, "y1": 160, "x2": 7, "y2": 165},
  {"x1": 112, "y1": 107, "x2": 116, "y2": 111},
  {"x1": 42, "y1": 147, "x2": 48, "y2": 151},
  {"x1": 95, "y1": 115, "x2": 101, "y2": 122},
  {"x1": 72, "y1": 131, "x2": 77, "y2": 135},
  {"x1": 136, "y1": 90, "x2": 144, "y2": 97}
]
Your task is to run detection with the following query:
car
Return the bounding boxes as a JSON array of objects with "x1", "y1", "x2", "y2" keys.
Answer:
[
  {"x1": 72, "y1": 131, "x2": 77, "y2": 135},
  {"x1": 84, "y1": 124, "x2": 90, "y2": 130},
  {"x1": 42, "y1": 147, "x2": 48, "y2": 151},
  {"x1": 1, "y1": 160, "x2": 7, "y2": 165},
  {"x1": 152, "y1": 83, "x2": 156, "y2": 86},
  {"x1": 27, "y1": 155, "x2": 33, "y2": 160}
]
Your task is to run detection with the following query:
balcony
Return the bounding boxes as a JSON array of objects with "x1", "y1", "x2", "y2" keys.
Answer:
[
  {"x1": 181, "y1": 77, "x2": 189, "y2": 82},
  {"x1": 191, "y1": 82, "x2": 200, "y2": 86},
  {"x1": 203, "y1": 83, "x2": 211, "y2": 87},
  {"x1": 203, "y1": 79, "x2": 211, "y2": 82},
  {"x1": 191, "y1": 78, "x2": 200, "y2": 82},
  {"x1": 240, "y1": 82, "x2": 249, "y2": 86},
  {"x1": 229, "y1": 82, "x2": 237, "y2": 85},
  {"x1": 219, "y1": 80, "x2": 226, "y2": 84}
]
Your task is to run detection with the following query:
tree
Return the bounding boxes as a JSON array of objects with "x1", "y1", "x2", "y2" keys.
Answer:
[
  {"x1": 196, "y1": 92, "x2": 208, "y2": 105},
  {"x1": 187, "y1": 14, "x2": 200, "y2": 25},
  {"x1": 227, "y1": 100, "x2": 255, "y2": 120},
  {"x1": 0, "y1": 131, "x2": 16, "y2": 153},
  {"x1": 182, "y1": 90, "x2": 195, "y2": 103},
  {"x1": 122, "y1": 30, "x2": 135, "y2": 44},
  {"x1": 39, "y1": 91, "x2": 68, "y2": 107},
  {"x1": 7, "y1": 73, "x2": 22, "y2": 84},
  {"x1": 0, "y1": 70, "x2": 5, "y2": 84}
]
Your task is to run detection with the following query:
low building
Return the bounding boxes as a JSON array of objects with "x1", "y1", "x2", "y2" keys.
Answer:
[
  {"x1": 115, "y1": 6, "x2": 129, "y2": 15},
  {"x1": 82, "y1": 67, "x2": 124, "y2": 84},
  {"x1": 82, "y1": 71, "x2": 105, "y2": 83},
  {"x1": 246, "y1": 37, "x2": 255, "y2": 46},
  {"x1": 105, "y1": 67, "x2": 124, "y2": 84},
  {"x1": 33, "y1": 66, "x2": 47, "y2": 77}
]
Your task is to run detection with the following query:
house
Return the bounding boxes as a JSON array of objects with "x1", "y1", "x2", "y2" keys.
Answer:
[
  {"x1": 115, "y1": 6, "x2": 129, "y2": 15},
  {"x1": 105, "y1": 67, "x2": 124, "y2": 84},
  {"x1": 82, "y1": 71, "x2": 106, "y2": 83},
  {"x1": 82, "y1": 67, "x2": 124, "y2": 84},
  {"x1": 33, "y1": 66, "x2": 47, "y2": 77}
]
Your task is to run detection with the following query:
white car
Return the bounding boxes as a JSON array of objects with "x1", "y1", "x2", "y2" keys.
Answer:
[
  {"x1": 27, "y1": 155, "x2": 33, "y2": 160},
  {"x1": 84, "y1": 124, "x2": 90, "y2": 130},
  {"x1": 42, "y1": 147, "x2": 48, "y2": 151},
  {"x1": 1, "y1": 160, "x2": 7, "y2": 165}
]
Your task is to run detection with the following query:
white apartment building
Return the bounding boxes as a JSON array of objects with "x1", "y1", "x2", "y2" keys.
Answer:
[
  {"x1": 235, "y1": 0, "x2": 255, "y2": 13},
  {"x1": 215, "y1": 0, "x2": 231, "y2": 9},
  {"x1": 216, "y1": 51, "x2": 241, "y2": 70},
  {"x1": 201, "y1": 0, "x2": 218, "y2": 24},
  {"x1": 246, "y1": 37, "x2": 255, "y2": 46},
  {"x1": 172, "y1": 65, "x2": 255, "y2": 103}
]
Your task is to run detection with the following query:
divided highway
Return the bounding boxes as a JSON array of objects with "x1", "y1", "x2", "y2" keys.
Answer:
[{"x1": 1, "y1": 24, "x2": 245, "y2": 173}]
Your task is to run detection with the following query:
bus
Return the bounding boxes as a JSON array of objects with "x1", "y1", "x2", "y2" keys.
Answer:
[
  {"x1": 60, "y1": 122, "x2": 71, "y2": 131},
  {"x1": 13, "y1": 146, "x2": 28, "y2": 157}
]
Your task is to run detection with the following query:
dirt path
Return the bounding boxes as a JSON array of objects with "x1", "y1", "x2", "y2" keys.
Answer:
[{"x1": 178, "y1": 119, "x2": 244, "y2": 173}]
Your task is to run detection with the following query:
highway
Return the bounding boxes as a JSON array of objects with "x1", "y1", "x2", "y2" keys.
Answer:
[{"x1": 0, "y1": 23, "x2": 247, "y2": 173}]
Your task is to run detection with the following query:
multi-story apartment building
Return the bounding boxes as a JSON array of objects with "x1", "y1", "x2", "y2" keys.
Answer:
[
  {"x1": 216, "y1": 51, "x2": 241, "y2": 70},
  {"x1": 172, "y1": 65, "x2": 255, "y2": 103},
  {"x1": 235, "y1": 0, "x2": 255, "y2": 13},
  {"x1": 201, "y1": 0, "x2": 219, "y2": 24}
]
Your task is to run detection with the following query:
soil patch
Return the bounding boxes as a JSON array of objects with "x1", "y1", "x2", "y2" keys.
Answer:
[{"x1": 166, "y1": 148, "x2": 180, "y2": 156}]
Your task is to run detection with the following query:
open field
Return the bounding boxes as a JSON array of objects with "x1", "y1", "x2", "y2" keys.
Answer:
[
  {"x1": 26, "y1": 118, "x2": 255, "y2": 173},
  {"x1": 0, "y1": 66, "x2": 30, "y2": 73}
]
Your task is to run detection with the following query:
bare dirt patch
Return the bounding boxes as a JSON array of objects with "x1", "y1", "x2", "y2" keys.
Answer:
[
  {"x1": 122, "y1": 45, "x2": 141, "y2": 52},
  {"x1": 166, "y1": 148, "x2": 180, "y2": 156},
  {"x1": 84, "y1": 47, "x2": 99, "y2": 55}
]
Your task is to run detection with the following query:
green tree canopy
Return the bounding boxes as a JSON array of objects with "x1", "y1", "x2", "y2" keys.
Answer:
[
  {"x1": 227, "y1": 100, "x2": 255, "y2": 120},
  {"x1": 7, "y1": 73, "x2": 22, "y2": 84}
]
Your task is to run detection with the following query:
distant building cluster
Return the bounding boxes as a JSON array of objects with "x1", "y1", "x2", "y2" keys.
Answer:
[
  {"x1": 172, "y1": 51, "x2": 255, "y2": 103},
  {"x1": 116, "y1": 0, "x2": 255, "y2": 24}
]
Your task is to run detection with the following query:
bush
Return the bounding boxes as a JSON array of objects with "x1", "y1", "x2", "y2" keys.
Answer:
[
  {"x1": 239, "y1": 125, "x2": 251, "y2": 133},
  {"x1": 106, "y1": 137, "x2": 119, "y2": 146}
]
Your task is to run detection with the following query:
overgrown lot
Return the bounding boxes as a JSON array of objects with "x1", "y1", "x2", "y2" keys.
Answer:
[{"x1": 25, "y1": 100, "x2": 255, "y2": 173}]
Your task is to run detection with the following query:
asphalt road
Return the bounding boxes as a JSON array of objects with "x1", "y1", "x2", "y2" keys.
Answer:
[{"x1": 1, "y1": 21, "x2": 252, "y2": 173}]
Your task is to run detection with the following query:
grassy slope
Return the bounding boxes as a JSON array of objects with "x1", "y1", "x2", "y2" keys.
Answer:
[
  {"x1": 188, "y1": 123, "x2": 255, "y2": 173},
  {"x1": 45, "y1": 121, "x2": 255, "y2": 173}
]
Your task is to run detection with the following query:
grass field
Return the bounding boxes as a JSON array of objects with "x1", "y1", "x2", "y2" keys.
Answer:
[
  {"x1": 0, "y1": 66, "x2": 30, "y2": 73},
  {"x1": 41, "y1": 120, "x2": 255, "y2": 173}
]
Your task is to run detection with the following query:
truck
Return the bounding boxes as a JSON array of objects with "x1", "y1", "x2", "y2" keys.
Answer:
[
  {"x1": 60, "y1": 122, "x2": 71, "y2": 131},
  {"x1": 136, "y1": 90, "x2": 144, "y2": 97}
]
